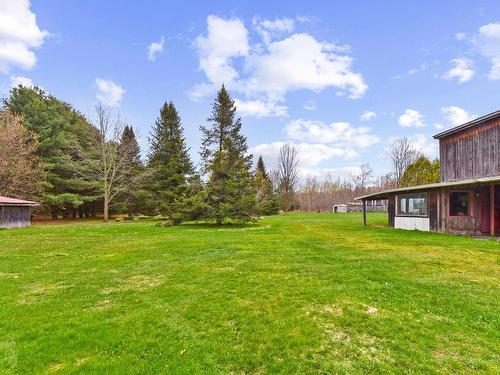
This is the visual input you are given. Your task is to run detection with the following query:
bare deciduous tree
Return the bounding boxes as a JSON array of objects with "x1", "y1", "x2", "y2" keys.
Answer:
[
  {"x1": 0, "y1": 109, "x2": 45, "y2": 200},
  {"x1": 72, "y1": 104, "x2": 144, "y2": 222},
  {"x1": 351, "y1": 163, "x2": 374, "y2": 191},
  {"x1": 276, "y1": 144, "x2": 299, "y2": 212},
  {"x1": 375, "y1": 173, "x2": 397, "y2": 190},
  {"x1": 386, "y1": 137, "x2": 419, "y2": 187}
]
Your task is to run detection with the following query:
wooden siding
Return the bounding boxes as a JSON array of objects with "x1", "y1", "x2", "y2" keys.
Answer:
[
  {"x1": 428, "y1": 190, "x2": 439, "y2": 231},
  {"x1": 0, "y1": 206, "x2": 31, "y2": 229},
  {"x1": 439, "y1": 118, "x2": 500, "y2": 182}
]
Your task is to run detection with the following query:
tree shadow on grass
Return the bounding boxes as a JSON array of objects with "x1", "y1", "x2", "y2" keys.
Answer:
[{"x1": 179, "y1": 222, "x2": 260, "y2": 230}]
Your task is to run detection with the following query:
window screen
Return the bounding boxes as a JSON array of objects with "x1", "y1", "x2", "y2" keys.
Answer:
[{"x1": 397, "y1": 193, "x2": 427, "y2": 216}]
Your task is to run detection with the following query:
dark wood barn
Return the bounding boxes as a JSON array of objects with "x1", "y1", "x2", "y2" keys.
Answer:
[
  {"x1": 0, "y1": 196, "x2": 38, "y2": 229},
  {"x1": 358, "y1": 110, "x2": 500, "y2": 236}
]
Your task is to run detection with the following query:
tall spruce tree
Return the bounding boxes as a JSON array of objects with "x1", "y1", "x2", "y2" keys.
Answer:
[
  {"x1": 147, "y1": 101, "x2": 194, "y2": 223},
  {"x1": 254, "y1": 156, "x2": 279, "y2": 215},
  {"x1": 117, "y1": 126, "x2": 143, "y2": 217},
  {"x1": 200, "y1": 85, "x2": 256, "y2": 224}
]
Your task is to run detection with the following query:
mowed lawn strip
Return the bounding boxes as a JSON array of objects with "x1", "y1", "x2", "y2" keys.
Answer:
[{"x1": 0, "y1": 212, "x2": 498, "y2": 373}]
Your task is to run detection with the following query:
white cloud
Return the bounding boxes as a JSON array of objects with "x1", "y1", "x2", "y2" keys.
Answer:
[
  {"x1": 95, "y1": 78, "x2": 124, "y2": 107},
  {"x1": 408, "y1": 63, "x2": 428, "y2": 75},
  {"x1": 479, "y1": 23, "x2": 500, "y2": 76},
  {"x1": 0, "y1": 0, "x2": 49, "y2": 73},
  {"x1": 191, "y1": 15, "x2": 367, "y2": 116},
  {"x1": 360, "y1": 110, "x2": 376, "y2": 121},
  {"x1": 298, "y1": 166, "x2": 361, "y2": 180},
  {"x1": 10, "y1": 75, "x2": 33, "y2": 88},
  {"x1": 253, "y1": 16, "x2": 295, "y2": 44},
  {"x1": 147, "y1": 36, "x2": 164, "y2": 61},
  {"x1": 441, "y1": 106, "x2": 474, "y2": 126},
  {"x1": 304, "y1": 100, "x2": 316, "y2": 111},
  {"x1": 442, "y1": 58, "x2": 475, "y2": 83},
  {"x1": 193, "y1": 15, "x2": 249, "y2": 92},
  {"x1": 468, "y1": 23, "x2": 500, "y2": 80},
  {"x1": 249, "y1": 141, "x2": 357, "y2": 171},
  {"x1": 477, "y1": 23, "x2": 500, "y2": 55},
  {"x1": 244, "y1": 33, "x2": 367, "y2": 99},
  {"x1": 398, "y1": 109, "x2": 425, "y2": 128},
  {"x1": 249, "y1": 116, "x2": 381, "y2": 177},
  {"x1": 455, "y1": 32, "x2": 466, "y2": 41},
  {"x1": 285, "y1": 119, "x2": 379, "y2": 148},
  {"x1": 408, "y1": 134, "x2": 437, "y2": 156},
  {"x1": 488, "y1": 58, "x2": 500, "y2": 80},
  {"x1": 235, "y1": 98, "x2": 287, "y2": 118}
]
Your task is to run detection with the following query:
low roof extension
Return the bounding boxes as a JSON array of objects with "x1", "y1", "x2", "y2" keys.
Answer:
[
  {"x1": 355, "y1": 175, "x2": 500, "y2": 201},
  {"x1": 0, "y1": 196, "x2": 38, "y2": 207}
]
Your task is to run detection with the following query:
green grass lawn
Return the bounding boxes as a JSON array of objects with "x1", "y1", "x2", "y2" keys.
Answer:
[{"x1": 0, "y1": 213, "x2": 499, "y2": 374}]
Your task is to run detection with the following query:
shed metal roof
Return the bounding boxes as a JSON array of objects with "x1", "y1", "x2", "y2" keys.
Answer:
[
  {"x1": 433, "y1": 109, "x2": 500, "y2": 139},
  {"x1": 0, "y1": 196, "x2": 38, "y2": 206},
  {"x1": 355, "y1": 175, "x2": 500, "y2": 201}
]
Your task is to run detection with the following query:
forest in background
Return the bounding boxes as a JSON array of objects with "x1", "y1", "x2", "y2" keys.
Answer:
[{"x1": 0, "y1": 85, "x2": 439, "y2": 222}]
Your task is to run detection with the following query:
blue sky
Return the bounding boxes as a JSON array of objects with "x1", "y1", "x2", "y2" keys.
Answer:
[{"x1": 1, "y1": 1, "x2": 499, "y2": 179}]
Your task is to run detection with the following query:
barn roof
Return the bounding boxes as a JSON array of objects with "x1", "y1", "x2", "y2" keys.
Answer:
[
  {"x1": 355, "y1": 175, "x2": 500, "y2": 201},
  {"x1": 0, "y1": 196, "x2": 38, "y2": 206},
  {"x1": 433, "y1": 109, "x2": 500, "y2": 139}
]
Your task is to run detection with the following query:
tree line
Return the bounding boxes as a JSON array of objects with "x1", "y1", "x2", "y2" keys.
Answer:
[
  {"x1": 0, "y1": 84, "x2": 440, "y2": 219},
  {"x1": 0, "y1": 85, "x2": 285, "y2": 224},
  {"x1": 295, "y1": 137, "x2": 440, "y2": 211}
]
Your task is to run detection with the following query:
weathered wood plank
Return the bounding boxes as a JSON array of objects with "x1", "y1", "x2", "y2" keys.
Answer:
[
  {"x1": 440, "y1": 118, "x2": 500, "y2": 182},
  {"x1": 0, "y1": 206, "x2": 31, "y2": 229}
]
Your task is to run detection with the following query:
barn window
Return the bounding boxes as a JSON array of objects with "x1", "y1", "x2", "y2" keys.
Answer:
[
  {"x1": 449, "y1": 192, "x2": 470, "y2": 216},
  {"x1": 397, "y1": 192, "x2": 427, "y2": 216}
]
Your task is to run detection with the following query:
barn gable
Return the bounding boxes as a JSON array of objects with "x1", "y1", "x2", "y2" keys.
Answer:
[{"x1": 434, "y1": 110, "x2": 500, "y2": 182}]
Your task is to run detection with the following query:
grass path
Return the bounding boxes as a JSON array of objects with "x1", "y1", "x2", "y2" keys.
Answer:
[{"x1": 0, "y1": 213, "x2": 498, "y2": 373}]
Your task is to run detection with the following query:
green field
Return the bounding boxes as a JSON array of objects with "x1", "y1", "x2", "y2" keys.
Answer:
[{"x1": 0, "y1": 213, "x2": 498, "y2": 374}]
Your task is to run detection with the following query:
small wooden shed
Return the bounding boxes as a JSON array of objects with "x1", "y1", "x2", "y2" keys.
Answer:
[{"x1": 0, "y1": 196, "x2": 37, "y2": 229}]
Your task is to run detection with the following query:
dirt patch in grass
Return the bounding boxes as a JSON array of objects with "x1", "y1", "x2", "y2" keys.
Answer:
[
  {"x1": 48, "y1": 362, "x2": 66, "y2": 372},
  {"x1": 305, "y1": 304, "x2": 343, "y2": 318},
  {"x1": 366, "y1": 306, "x2": 378, "y2": 315},
  {"x1": 19, "y1": 282, "x2": 71, "y2": 304},
  {"x1": 75, "y1": 357, "x2": 88, "y2": 367},
  {"x1": 0, "y1": 272, "x2": 20, "y2": 278},
  {"x1": 89, "y1": 299, "x2": 113, "y2": 311}
]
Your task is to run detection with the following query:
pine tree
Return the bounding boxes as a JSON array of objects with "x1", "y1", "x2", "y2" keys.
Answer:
[
  {"x1": 200, "y1": 85, "x2": 256, "y2": 224},
  {"x1": 147, "y1": 101, "x2": 194, "y2": 223},
  {"x1": 3, "y1": 86, "x2": 100, "y2": 218},
  {"x1": 254, "y1": 156, "x2": 279, "y2": 215},
  {"x1": 117, "y1": 126, "x2": 143, "y2": 217}
]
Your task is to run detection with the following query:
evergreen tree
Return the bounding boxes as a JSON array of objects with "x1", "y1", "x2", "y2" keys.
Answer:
[
  {"x1": 3, "y1": 86, "x2": 100, "y2": 218},
  {"x1": 147, "y1": 101, "x2": 194, "y2": 223},
  {"x1": 200, "y1": 85, "x2": 256, "y2": 224},
  {"x1": 117, "y1": 126, "x2": 143, "y2": 217},
  {"x1": 400, "y1": 156, "x2": 440, "y2": 187},
  {"x1": 254, "y1": 156, "x2": 279, "y2": 215}
]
